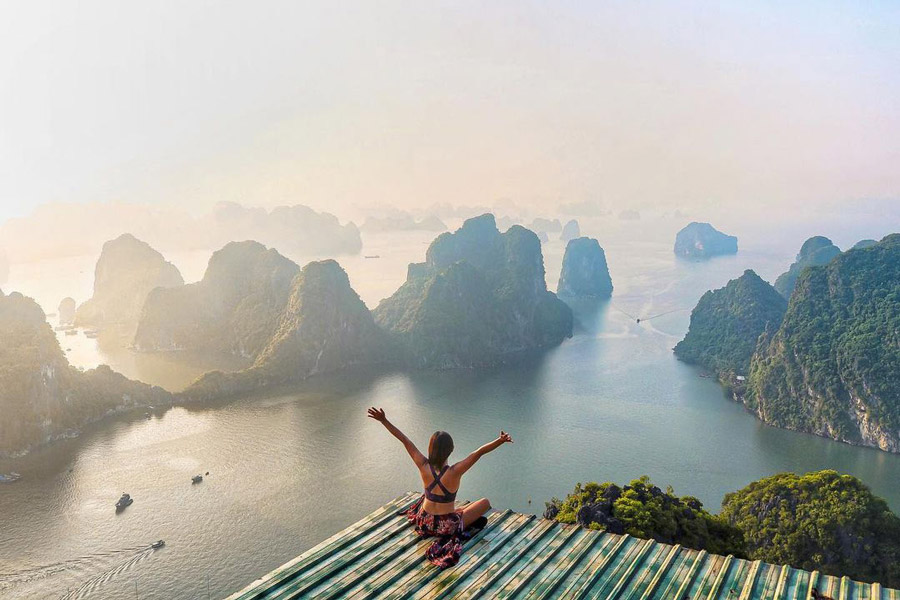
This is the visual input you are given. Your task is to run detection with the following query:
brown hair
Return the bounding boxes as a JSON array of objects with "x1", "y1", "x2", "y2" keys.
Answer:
[{"x1": 428, "y1": 431, "x2": 454, "y2": 470}]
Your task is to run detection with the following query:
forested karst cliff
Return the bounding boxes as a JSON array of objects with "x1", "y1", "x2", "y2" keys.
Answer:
[
  {"x1": 557, "y1": 237, "x2": 613, "y2": 298},
  {"x1": 674, "y1": 222, "x2": 738, "y2": 259},
  {"x1": 747, "y1": 235, "x2": 900, "y2": 451},
  {"x1": 184, "y1": 260, "x2": 385, "y2": 400},
  {"x1": 773, "y1": 236, "x2": 841, "y2": 298},
  {"x1": 75, "y1": 234, "x2": 184, "y2": 331},
  {"x1": 722, "y1": 470, "x2": 900, "y2": 585},
  {"x1": 0, "y1": 290, "x2": 171, "y2": 456},
  {"x1": 674, "y1": 270, "x2": 787, "y2": 376},
  {"x1": 373, "y1": 214, "x2": 573, "y2": 368},
  {"x1": 133, "y1": 241, "x2": 299, "y2": 358},
  {"x1": 549, "y1": 470, "x2": 900, "y2": 586}
]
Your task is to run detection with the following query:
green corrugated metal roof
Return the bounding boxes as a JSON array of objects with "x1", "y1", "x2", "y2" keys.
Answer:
[{"x1": 226, "y1": 492, "x2": 899, "y2": 600}]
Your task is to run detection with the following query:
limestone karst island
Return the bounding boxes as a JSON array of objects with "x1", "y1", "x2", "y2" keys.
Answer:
[{"x1": 2, "y1": 3, "x2": 900, "y2": 598}]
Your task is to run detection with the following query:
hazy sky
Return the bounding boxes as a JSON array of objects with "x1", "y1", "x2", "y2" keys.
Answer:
[{"x1": 1, "y1": 1, "x2": 898, "y2": 223}]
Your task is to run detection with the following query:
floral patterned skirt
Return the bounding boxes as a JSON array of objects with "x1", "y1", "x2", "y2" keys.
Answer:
[{"x1": 403, "y1": 494, "x2": 472, "y2": 568}]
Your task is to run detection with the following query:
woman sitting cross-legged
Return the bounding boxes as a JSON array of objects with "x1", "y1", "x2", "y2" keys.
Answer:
[{"x1": 367, "y1": 407, "x2": 513, "y2": 568}]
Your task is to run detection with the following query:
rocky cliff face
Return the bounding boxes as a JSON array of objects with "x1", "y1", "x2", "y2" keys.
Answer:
[
  {"x1": 557, "y1": 237, "x2": 613, "y2": 298},
  {"x1": 373, "y1": 214, "x2": 573, "y2": 369},
  {"x1": 183, "y1": 260, "x2": 385, "y2": 400},
  {"x1": 74, "y1": 234, "x2": 183, "y2": 331},
  {"x1": 0, "y1": 291, "x2": 171, "y2": 456},
  {"x1": 559, "y1": 219, "x2": 581, "y2": 242},
  {"x1": 133, "y1": 241, "x2": 299, "y2": 358},
  {"x1": 773, "y1": 236, "x2": 841, "y2": 298},
  {"x1": 747, "y1": 235, "x2": 900, "y2": 452},
  {"x1": 674, "y1": 222, "x2": 738, "y2": 259},
  {"x1": 674, "y1": 270, "x2": 787, "y2": 376}
]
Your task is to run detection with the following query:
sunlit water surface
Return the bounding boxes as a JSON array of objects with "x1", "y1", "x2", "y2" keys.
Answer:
[{"x1": 2, "y1": 217, "x2": 900, "y2": 599}]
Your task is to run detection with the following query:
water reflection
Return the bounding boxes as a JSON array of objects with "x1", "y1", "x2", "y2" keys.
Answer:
[{"x1": 4, "y1": 225, "x2": 900, "y2": 598}]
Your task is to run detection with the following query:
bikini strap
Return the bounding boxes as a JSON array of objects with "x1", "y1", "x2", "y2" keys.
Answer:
[{"x1": 426, "y1": 464, "x2": 452, "y2": 496}]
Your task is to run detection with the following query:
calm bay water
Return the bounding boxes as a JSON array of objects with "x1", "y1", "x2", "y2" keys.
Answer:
[{"x1": 2, "y1": 215, "x2": 900, "y2": 599}]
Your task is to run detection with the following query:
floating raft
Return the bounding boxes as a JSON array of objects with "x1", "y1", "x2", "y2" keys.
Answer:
[{"x1": 227, "y1": 491, "x2": 899, "y2": 599}]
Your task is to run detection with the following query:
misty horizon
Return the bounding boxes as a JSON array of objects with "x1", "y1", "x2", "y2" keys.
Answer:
[{"x1": 2, "y1": 2, "x2": 899, "y2": 226}]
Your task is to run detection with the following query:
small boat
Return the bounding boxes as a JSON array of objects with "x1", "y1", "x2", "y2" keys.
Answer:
[
  {"x1": 115, "y1": 493, "x2": 134, "y2": 511},
  {"x1": 85, "y1": 330, "x2": 99, "y2": 339},
  {"x1": 0, "y1": 472, "x2": 21, "y2": 484},
  {"x1": 191, "y1": 475, "x2": 203, "y2": 484},
  {"x1": 364, "y1": 255, "x2": 381, "y2": 259},
  {"x1": 151, "y1": 540, "x2": 165, "y2": 549}
]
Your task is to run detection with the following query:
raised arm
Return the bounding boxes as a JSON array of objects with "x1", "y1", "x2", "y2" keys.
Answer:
[
  {"x1": 452, "y1": 430, "x2": 513, "y2": 476},
  {"x1": 367, "y1": 407, "x2": 427, "y2": 467}
]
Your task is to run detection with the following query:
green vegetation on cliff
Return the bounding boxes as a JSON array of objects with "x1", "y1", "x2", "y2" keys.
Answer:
[
  {"x1": 773, "y1": 236, "x2": 841, "y2": 298},
  {"x1": 748, "y1": 234, "x2": 900, "y2": 451},
  {"x1": 549, "y1": 470, "x2": 900, "y2": 585},
  {"x1": 557, "y1": 237, "x2": 613, "y2": 298},
  {"x1": 373, "y1": 214, "x2": 572, "y2": 368},
  {"x1": 721, "y1": 470, "x2": 900, "y2": 585},
  {"x1": 544, "y1": 476, "x2": 745, "y2": 557},
  {"x1": 184, "y1": 260, "x2": 385, "y2": 400},
  {"x1": 674, "y1": 269, "x2": 787, "y2": 376},
  {"x1": 134, "y1": 241, "x2": 299, "y2": 359},
  {"x1": 0, "y1": 290, "x2": 171, "y2": 455}
]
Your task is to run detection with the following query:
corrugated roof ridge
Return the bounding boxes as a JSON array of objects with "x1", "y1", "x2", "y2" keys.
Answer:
[
  {"x1": 773, "y1": 564, "x2": 792, "y2": 600},
  {"x1": 279, "y1": 500, "x2": 419, "y2": 599},
  {"x1": 525, "y1": 525, "x2": 607, "y2": 599},
  {"x1": 559, "y1": 531, "x2": 629, "y2": 599},
  {"x1": 454, "y1": 517, "x2": 558, "y2": 600},
  {"x1": 227, "y1": 491, "x2": 418, "y2": 600},
  {"x1": 226, "y1": 493, "x2": 900, "y2": 600},
  {"x1": 636, "y1": 543, "x2": 682, "y2": 600},
  {"x1": 494, "y1": 524, "x2": 583, "y2": 597}
]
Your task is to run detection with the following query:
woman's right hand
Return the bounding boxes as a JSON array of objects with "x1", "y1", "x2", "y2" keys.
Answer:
[{"x1": 498, "y1": 430, "x2": 514, "y2": 444}]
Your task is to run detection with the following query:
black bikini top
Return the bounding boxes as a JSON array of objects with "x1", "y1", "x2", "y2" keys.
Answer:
[{"x1": 424, "y1": 464, "x2": 457, "y2": 503}]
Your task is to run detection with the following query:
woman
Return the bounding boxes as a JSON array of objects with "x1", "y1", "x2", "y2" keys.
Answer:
[{"x1": 367, "y1": 407, "x2": 513, "y2": 568}]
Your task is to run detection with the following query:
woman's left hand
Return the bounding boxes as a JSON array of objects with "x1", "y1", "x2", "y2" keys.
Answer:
[
  {"x1": 498, "y1": 430, "x2": 514, "y2": 444},
  {"x1": 367, "y1": 407, "x2": 388, "y2": 423}
]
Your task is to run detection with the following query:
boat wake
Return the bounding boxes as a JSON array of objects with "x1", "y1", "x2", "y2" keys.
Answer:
[
  {"x1": 0, "y1": 544, "x2": 156, "y2": 598},
  {"x1": 58, "y1": 546, "x2": 156, "y2": 599}
]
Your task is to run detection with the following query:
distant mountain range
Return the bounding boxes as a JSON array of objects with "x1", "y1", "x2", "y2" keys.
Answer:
[{"x1": 1, "y1": 214, "x2": 577, "y2": 452}]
